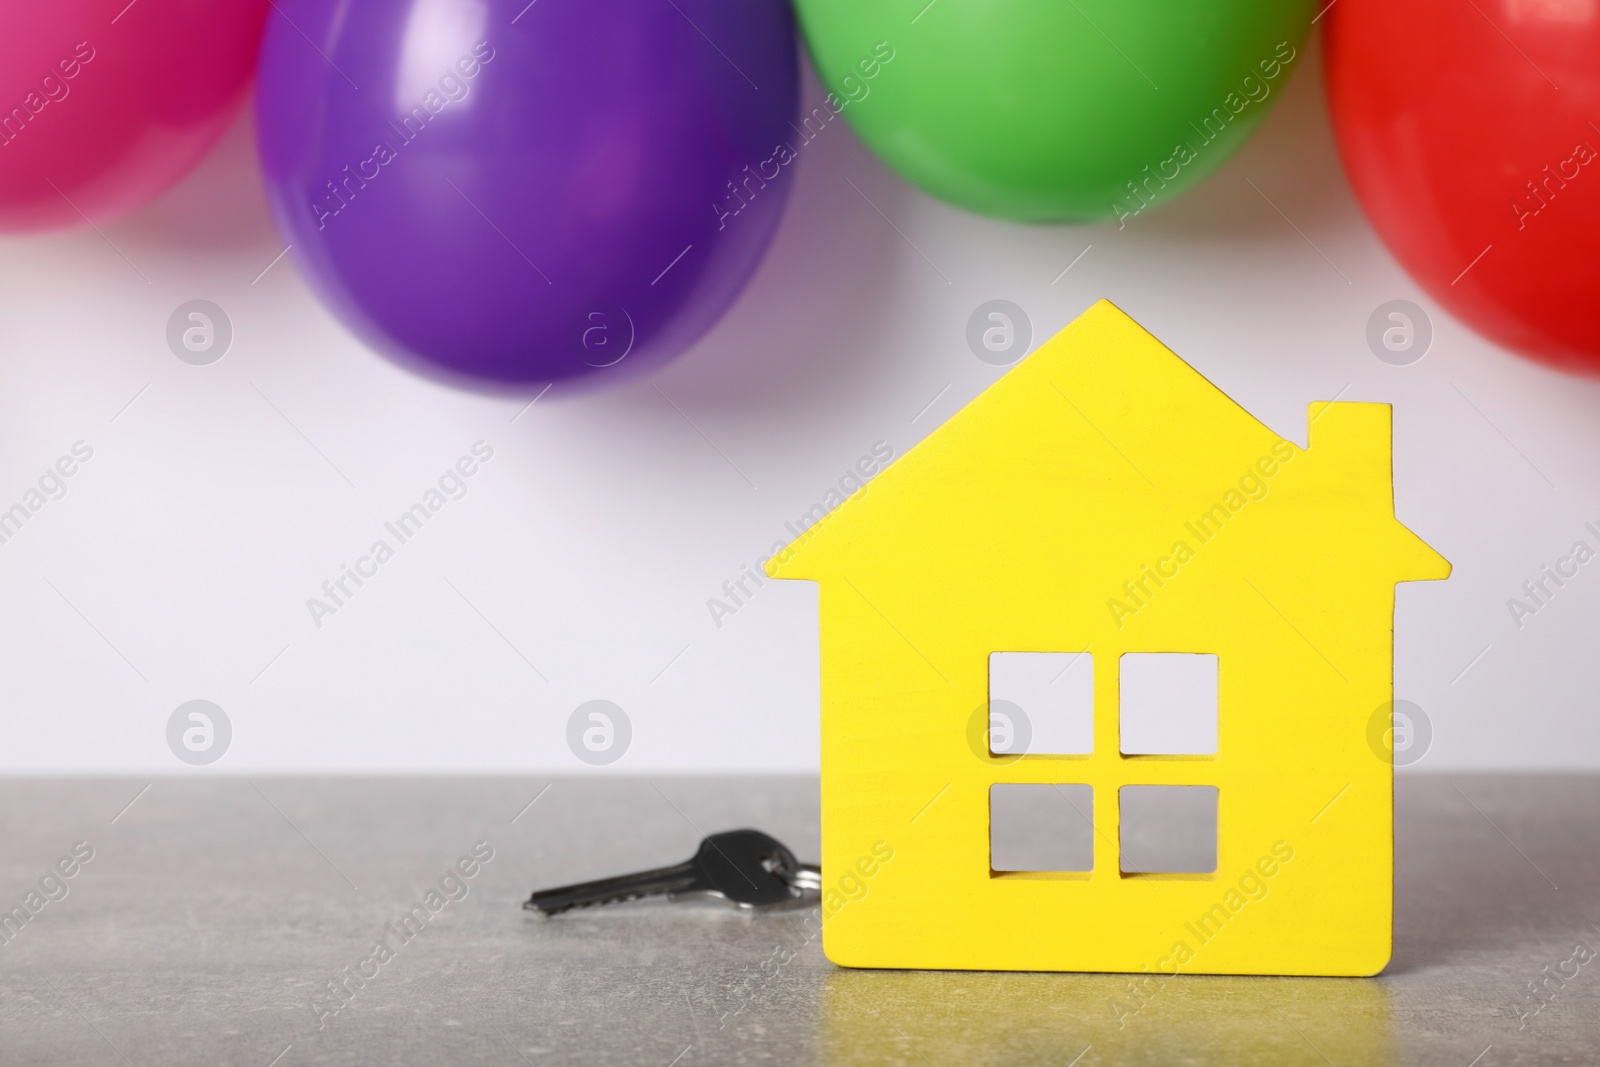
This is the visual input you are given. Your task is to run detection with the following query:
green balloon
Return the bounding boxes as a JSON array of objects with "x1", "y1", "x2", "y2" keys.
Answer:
[{"x1": 794, "y1": 0, "x2": 1316, "y2": 222}]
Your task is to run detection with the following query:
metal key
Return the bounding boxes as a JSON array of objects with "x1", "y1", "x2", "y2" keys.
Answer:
[{"x1": 525, "y1": 829, "x2": 820, "y2": 915}]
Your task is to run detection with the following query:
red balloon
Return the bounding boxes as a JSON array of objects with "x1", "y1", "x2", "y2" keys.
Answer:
[
  {"x1": 1325, "y1": 0, "x2": 1600, "y2": 373},
  {"x1": 0, "y1": 0, "x2": 270, "y2": 233}
]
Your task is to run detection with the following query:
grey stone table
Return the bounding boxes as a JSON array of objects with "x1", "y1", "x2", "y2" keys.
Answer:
[{"x1": 0, "y1": 775, "x2": 1595, "y2": 1066}]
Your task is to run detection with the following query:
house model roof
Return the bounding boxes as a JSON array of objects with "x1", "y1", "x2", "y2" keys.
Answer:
[{"x1": 767, "y1": 299, "x2": 1447, "y2": 614}]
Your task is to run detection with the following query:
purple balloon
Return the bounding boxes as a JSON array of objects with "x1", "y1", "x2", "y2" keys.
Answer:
[{"x1": 255, "y1": 0, "x2": 798, "y2": 389}]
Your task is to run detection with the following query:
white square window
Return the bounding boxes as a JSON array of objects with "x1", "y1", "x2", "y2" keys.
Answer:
[
  {"x1": 987, "y1": 652, "x2": 1093, "y2": 756},
  {"x1": 1119, "y1": 653, "x2": 1218, "y2": 756}
]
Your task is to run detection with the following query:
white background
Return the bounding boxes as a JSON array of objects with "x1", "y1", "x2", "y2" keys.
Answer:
[{"x1": 1, "y1": 41, "x2": 1596, "y2": 774}]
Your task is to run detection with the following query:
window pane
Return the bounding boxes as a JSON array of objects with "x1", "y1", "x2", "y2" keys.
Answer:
[
  {"x1": 988, "y1": 651, "x2": 1093, "y2": 755},
  {"x1": 991, "y1": 784, "x2": 1094, "y2": 872},
  {"x1": 1119, "y1": 652, "x2": 1218, "y2": 755},
  {"x1": 1119, "y1": 785, "x2": 1218, "y2": 873}
]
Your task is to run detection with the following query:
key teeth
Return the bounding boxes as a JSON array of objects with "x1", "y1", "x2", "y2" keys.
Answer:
[
  {"x1": 527, "y1": 888, "x2": 655, "y2": 916},
  {"x1": 525, "y1": 897, "x2": 573, "y2": 915}
]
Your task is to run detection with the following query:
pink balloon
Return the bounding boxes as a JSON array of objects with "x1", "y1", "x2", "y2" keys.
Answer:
[{"x1": 0, "y1": 0, "x2": 270, "y2": 233}]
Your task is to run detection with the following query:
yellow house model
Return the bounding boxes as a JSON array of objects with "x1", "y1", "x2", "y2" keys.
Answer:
[{"x1": 766, "y1": 300, "x2": 1449, "y2": 976}]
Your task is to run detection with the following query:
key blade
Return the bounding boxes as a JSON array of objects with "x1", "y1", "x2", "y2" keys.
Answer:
[{"x1": 525, "y1": 861, "x2": 697, "y2": 915}]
